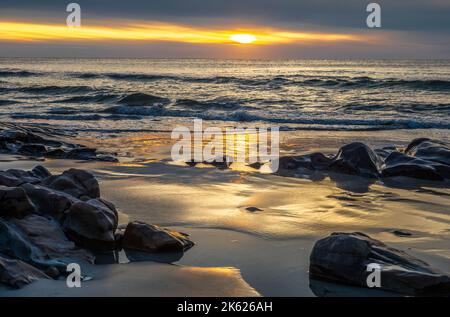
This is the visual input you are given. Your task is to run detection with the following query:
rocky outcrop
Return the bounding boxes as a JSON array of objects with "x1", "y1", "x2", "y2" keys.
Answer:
[
  {"x1": 42, "y1": 169, "x2": 100, "y2": 200},
  {"x1": 0, "y1": 215, "x2": 94, "y2": 272},
  {"x1": 0, "y1": 186, "x2": 36, "y2": 218},
  {"x1": 276, "y1": 139, "x2": 450, "y2": 182},
  {"x1": 122, "y1": 221, "x2": 194, "y2": 253},
  {"x1": 309, "y1": 232, "x2": 450, "y2": 296},
  {"x1": 20, "y1": 183, "x2": 75, "y2": 222},
  {"x1": 0, "y1": 255, "x2": 50, "y2": 289},
  {"x1": 0, "y1": 127, "x2": 117, "y2": 162},
  {"x1": 0, "y1": 165, "x2": 195, "y2": 289}
]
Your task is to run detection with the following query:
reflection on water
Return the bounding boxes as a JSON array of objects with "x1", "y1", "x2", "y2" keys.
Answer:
[
  {"x1": 97, "y1": 161, "x2": 450, "y2": 245},
  {"x1": 95, "y1": 248, "x2": 185, "y2": 265}
]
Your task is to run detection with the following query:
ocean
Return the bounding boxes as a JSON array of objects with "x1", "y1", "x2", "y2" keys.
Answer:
[{"x1": 1, "y1": 58, "x2": 450, "y2": 134}]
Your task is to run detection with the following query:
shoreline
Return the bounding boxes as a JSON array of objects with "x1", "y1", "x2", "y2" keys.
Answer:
[
  {"x1": 1, "y1": 122, "x2": 450, "y2": 296},
  {"x1": 1, "y1": 149, "x2": 449, "y2": 296}
]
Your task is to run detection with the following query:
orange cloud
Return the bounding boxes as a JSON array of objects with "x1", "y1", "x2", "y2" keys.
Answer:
[{"x1": 0, "y1": 21, "x2": 362, "y2": 44}]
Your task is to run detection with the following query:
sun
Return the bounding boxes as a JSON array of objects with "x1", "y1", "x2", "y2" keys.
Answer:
[{"x1": 230, "y1": 34, "x2": 257, "y2": 44}]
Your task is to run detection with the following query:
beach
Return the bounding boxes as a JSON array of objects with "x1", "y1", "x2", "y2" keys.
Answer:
[
  {"x1": 1, "y1": 127, "x2": 450, "y2": 296},
  {"x1": 1, "y1": 59, "x2": 450, "y2": 296}
]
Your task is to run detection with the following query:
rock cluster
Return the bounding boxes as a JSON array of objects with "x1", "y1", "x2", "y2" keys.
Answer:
[
  {"x1": 0, "y1": 128, "x2": 117, "y2": 162},
  {"x1": 0, "y1": 166, "x2": 194, "y2": 289},
  {"x1": 309, "y1": 232, "x2": 450, "y2": 296},
  {"x1": 278, "y1": 139, "x2": 450, "y2": 181}
]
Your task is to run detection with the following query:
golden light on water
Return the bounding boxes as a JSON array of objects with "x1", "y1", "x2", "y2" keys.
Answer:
[{"x1": 0, "y1": 21, "x2": 361, "y2": 44}]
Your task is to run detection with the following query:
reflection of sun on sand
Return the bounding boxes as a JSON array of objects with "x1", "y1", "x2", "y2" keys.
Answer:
[{"x1": 1, "y1": 262, "x2": 260, "y2": 297}]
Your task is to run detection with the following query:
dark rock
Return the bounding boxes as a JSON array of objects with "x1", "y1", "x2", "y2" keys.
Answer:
[
  {"x1": 0, "y1": 215, "x2": 94, "y2": 272},
  {"x1": 309, "y1": 232, "x2": 450, "y2": 296},
  {"x1": 0, "y1": 186, "x2": 36, "y2": 218},
  {"x1": 42, "y1": 169, "x2": 100, "y2": 199},
  {"x1": 0, "y1": 130, "x2": 44, "y2": 144},
  {"x1": 31, "y1": 165, "x2": 51, "y2": 179},
  {"x1": 245, "y1": 206, "x2": 263, "y2": 212},
  {"x1": 117, "y1": 93, "x2": 170, "y2": 106},
  {"x1": 329, "y1": 143, "x2": 382, "y2": 178},
  {"x1": 63, "y1": 200, "x2": 118, "y2": 250},
  {"x1": 278, "y1": 156, "x2": 310, "y2": 170},
  {"x1": 44, "y1": 266, "x2": 60, "y2": 279},
  {"x1": 45, "y1": 148, "x2": 66, "y2": 158},
  {"x1": 18, "y1": 143, "x2": 47, "y2": 156},
  {"x1": 0, "y1": 171, "x2": 22, "y2": 187},
  {"x1": 21, "y1": 183, "x2": 75, "y2": 222},
  {"x1": 382, "y1": 152, "x2": 447, "y2": 181},
  {"x1": 122, "y1": 221, "x2": 194, "y2": 253},
  {"x1": 405, "y1": 138, "x2": 450, "y2": 166},
  {"x1": 0, "y1": 254, "x2": 49, "y2": 289},
  {"x1": 390, "y1": 230, "x2": 412, "y2": 237},
  {"x1": 5, "y1": 169, "x2": 41, "y2": 184},
  {"x1": 63, "y1": 147, "x2": 97, "y2": 160},
  {"x1": 0, "y1": 128, "x2": 117, "y2": 162}
]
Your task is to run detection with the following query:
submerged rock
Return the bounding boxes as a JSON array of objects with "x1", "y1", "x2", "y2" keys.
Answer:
[
  {"x1": 0, "y1": 254, "x2": 50, "y2": 289},
  {"x1": 309, "y1": 232, "x2": 450, "y2": 296},
  {"x1": 122, "y1": 221, "x2": 194, "y2": 253}
]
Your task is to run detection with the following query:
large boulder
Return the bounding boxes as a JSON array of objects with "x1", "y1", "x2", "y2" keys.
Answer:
[
  {"x1": 329, "y1": 143, "x2": 383, "y2": 178},
  {"x1": 62, "y1": 200, "x2": 118, "y2": 250},
  {"x1": 21, "y1": 183, "x2": 75, "y2": 222},
  {"x1": 382, "y1": 152, "x2": 448, "y2": 181},
  {"x1": 309, "y1": 232, "x2": 450, "y2": 296},
  {"x1": 122, "y1": 221, "x2": 194, "y2": 253},
  {"x1": 0, "y1": 186, "x2": 36, "y2": 218},
  {"x1": 0, "y1": 215, "x2": 94, "y2": 272},
  {"x1": 42, "y1": 169, "x2": 100, "y2": 200},
  {"x1": 0, "y1": 254, "x2": 50, "y2": 289}
]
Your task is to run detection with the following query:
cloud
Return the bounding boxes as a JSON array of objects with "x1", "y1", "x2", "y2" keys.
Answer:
[{"x1": 0, "y1": 0, "x2": 449, "y2": 58}]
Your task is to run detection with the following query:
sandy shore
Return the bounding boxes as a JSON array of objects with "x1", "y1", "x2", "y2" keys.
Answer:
[{"x1": 1, "y1": 127, "x2": 449, "y2": 297}]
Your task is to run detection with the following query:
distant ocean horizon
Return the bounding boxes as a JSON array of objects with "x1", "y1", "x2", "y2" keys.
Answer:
[{"x1": 1, "y1": 58, "x2": 450, "y2": 134}]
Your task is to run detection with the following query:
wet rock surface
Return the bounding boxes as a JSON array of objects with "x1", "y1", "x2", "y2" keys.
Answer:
[
  {"x1": 0, "y1": 164, "x2": 195, "y2": 289},
  {"x1": 0, "y1": 125, "x2": 117, "y2": 162},
  {"x1": 309, "y1": 232, "x2": 450, "y2": 296},
  {"x1": 122, "y1": 221, "x2": 195, "y2": 253},
  {"x1": 0, "y1": 255, "x2": 50, "y2": 289},
  {"x1": 277, "y1": 138, "x2": 450, "y2": 182}
]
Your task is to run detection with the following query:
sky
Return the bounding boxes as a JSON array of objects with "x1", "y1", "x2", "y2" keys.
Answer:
[{"x1": 0, "y1": 0, "x2": 449, "y2": 59}]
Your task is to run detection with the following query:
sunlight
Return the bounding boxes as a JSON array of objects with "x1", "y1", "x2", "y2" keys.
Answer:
[
  {"x1": 0, "y1": 21, "x2": 361, "y2": 44},
  {"x1": 230, "y1": 34, "x2": 257, "y2": 44}
]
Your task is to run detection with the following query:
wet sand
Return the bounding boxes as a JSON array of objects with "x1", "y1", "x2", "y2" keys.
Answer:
[{"x1": 1, "y1": 129, "x2": 449, "y2": 296}]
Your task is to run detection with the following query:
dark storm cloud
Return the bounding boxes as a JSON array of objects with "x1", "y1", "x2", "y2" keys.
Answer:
[{"x1": 1, "y1": 0, "x2": 450, "y2": 31}]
